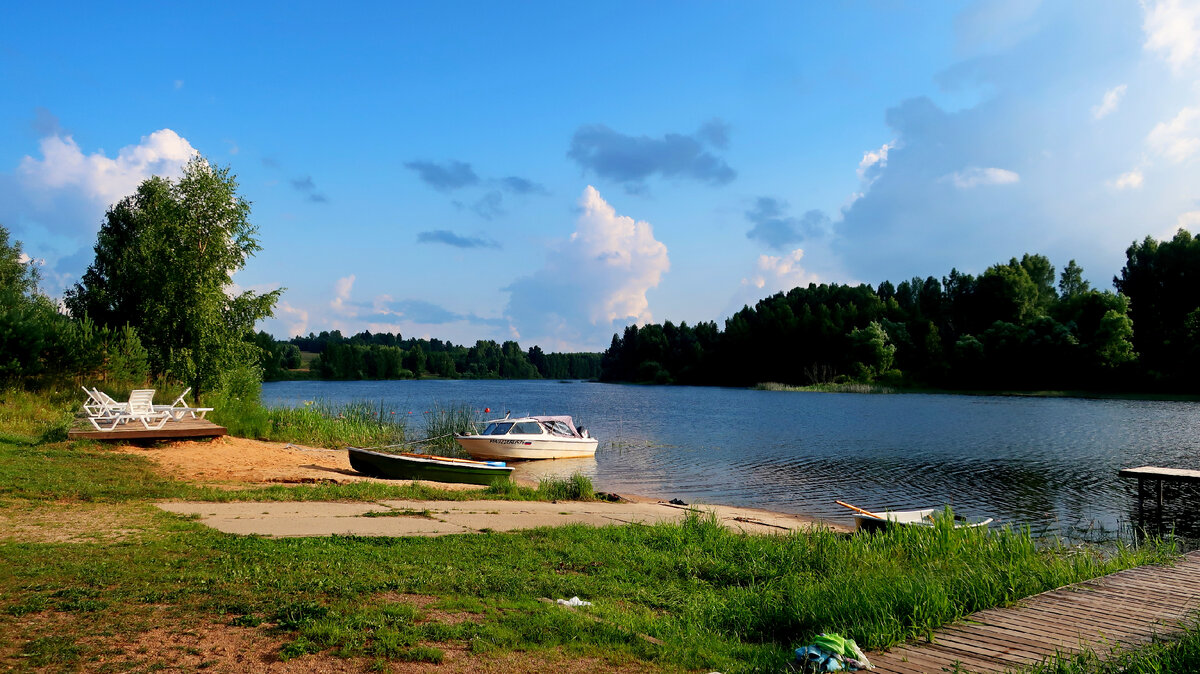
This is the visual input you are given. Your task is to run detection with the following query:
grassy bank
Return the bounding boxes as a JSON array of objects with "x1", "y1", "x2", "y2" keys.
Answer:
[{"x1": 0, "y1": 442, "x2": 1178, "y2": 671}]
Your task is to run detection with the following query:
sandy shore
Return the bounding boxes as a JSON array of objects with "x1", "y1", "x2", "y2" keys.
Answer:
[{"x1": 115, "y1": 436, "x2": 844, "y2": 536}]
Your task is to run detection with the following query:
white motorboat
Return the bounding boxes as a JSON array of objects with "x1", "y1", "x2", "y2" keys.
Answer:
[{"x1": 455, "y1": 415, "x2": 598, "y2": 460}]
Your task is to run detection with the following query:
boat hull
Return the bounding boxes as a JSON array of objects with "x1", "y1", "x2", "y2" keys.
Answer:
[
  {"x1": 347, "y1": 447, "x2": 513, "y2": 485},
  {"x1": 455, "y1": 435, "x2": 598, "y2": 460}
]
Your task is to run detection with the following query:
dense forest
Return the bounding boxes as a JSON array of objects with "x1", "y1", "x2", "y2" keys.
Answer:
[
  {"x1": 253, "y1": 330, "x2": 601, "y2": 382},
  {"x1": 601, "y1": 231, "x2": 1200, "y2": 392}
]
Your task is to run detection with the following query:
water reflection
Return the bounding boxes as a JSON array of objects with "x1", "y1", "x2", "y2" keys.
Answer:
[
  {"x1": 264, "y1": 380, "x2": 1200, "y2": 539},
  {"x1": 508, "y1": 456, "x2": 598, "y2": 484}
]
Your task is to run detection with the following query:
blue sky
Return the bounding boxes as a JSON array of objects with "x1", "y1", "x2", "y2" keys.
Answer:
[{"x1": 3, "y1": 1, "x2": 1199, "y2": 351}]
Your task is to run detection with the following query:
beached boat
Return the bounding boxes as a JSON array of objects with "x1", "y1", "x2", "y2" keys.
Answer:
[
  {"x1": 455, "y1": 415, "x2": 598, "y2": 460},
  {"x1": 347, "y1": 447, "x2": 514, "y2": 485},
  {"x1": 853, "y1": 508, "x2": 994, "y2": 533}
]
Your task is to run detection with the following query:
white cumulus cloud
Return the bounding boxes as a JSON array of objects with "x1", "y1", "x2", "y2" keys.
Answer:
[
  {"x1": 330, "y1": 275, "x2": 355, "y2": 314},
  {"x1": 1112, "y1": 168, "x2": 1145, "y2": 190},
  {"x1": 504, "y1": 186, "x2": 670, "y2": 350},
  {"x1": 274, "y1": 301, "x2": 310, "y2": 338},
  {"x1": 1143, "y1": 0, "x2": 1200, "y2": 72},
  {"x1": 18, "y1": 129, "x2": 197, "y2": 210},
  {"x1": 945, "y1": 167, "x2": 1021, "y2": 188},
  {"x1": 1092, "y1": 84, "x2": 1128, "y2": 119},
  {"x1": 1149, "y1": 106, "x2": 1200, "y2": 162},
  {"x1": 857, "y1": 142, "x2": 894, "y2": 181},
  {"x1": 1178, "y1": 210, "x2": 1200, "y2": 230},
  {"x1": 743, "y1": 248, "x2": 818, "y2": 292}
]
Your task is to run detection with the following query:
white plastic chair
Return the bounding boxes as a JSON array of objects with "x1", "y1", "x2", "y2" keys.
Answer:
[
  {"x1": 127, "y1": 389, "x2": 171, "y2": 430},
  {"x1": 81, "y1": 387, "x2": 106, "y2": 417}
]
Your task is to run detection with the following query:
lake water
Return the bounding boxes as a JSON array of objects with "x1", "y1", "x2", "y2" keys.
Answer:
[{"x1": 263, "y1": 380, "x2": 1200, "y2": 537}]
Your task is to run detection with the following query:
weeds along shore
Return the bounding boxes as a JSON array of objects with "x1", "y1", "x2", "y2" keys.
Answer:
[{"x1": 0, "y1": 386, "x2": 1189, "y2": 672}]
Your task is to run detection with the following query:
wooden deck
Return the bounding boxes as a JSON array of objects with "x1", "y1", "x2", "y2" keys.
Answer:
[
  {"x1": 870, "y1": 550, "x2": 1200, "y2": 673},
  {"x1": 68, "y1": 417, "x2": 227, "y2": 441}
]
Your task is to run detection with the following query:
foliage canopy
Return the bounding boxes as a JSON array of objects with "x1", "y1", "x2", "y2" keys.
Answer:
[{"x1": 64, "y1": 157, "x2": 280, "y2": 398}]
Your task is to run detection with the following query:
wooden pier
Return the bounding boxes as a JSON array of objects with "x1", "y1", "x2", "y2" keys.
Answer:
[
  {"x1": 870, "y1": 550, "x2": 1200, "y2": 672},
  {"x1": 68, "y1": 417, "x2": 227, "y2": 442}
]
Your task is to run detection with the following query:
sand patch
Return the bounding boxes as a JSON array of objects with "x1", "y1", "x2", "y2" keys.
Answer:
[{"x1": 112, "y1": 436, "x2": 485, "y2": 491}]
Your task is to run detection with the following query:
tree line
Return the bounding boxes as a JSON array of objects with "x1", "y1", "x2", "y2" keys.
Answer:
[
  {"x1": 602, "y1": 235, "x2": 1200, "y2": 392},
  {"x1": 256, "y1": 330, "x2": 601, "y2": 381}
]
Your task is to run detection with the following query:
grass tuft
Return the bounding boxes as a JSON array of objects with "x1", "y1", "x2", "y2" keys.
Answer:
[{"x1": 536, "y1": 472, "x2": 594, "y2": 501}]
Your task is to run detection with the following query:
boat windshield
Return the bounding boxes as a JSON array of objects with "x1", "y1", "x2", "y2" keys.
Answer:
[
  {"x1": 511, "y1": 421, "x2": 544, "y2": 435},
  {"x1": 544, "y1": 420, "x2": 576, "y2": 437},
  {"x1": 482, "y1": 422, "x2": 514, "y2": 435}
]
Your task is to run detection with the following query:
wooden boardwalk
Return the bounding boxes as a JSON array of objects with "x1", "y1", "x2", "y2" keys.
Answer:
[
  {"x1": 68, "y1": 417, "x2": 226, "y2": 442},
  {"x1": 870, "y1": 550, "x2": 1200, "y2": 673}
]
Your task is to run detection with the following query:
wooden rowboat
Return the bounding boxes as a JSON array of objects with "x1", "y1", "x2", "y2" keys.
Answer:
[
  {"x1": 347, "y1": 447, "x2": 514, "y2": 485},
  {"x1": 836, "y1": 500, "x2": 992, "y2": 533},
  {"x1": 853, "y1": 508, "x2": 994, "y2": 533}
]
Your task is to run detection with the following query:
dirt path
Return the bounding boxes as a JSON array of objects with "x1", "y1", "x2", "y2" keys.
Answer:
[
  {"x1": 113, "y1": 435, "x2": 839, "y2": 536},
  {"x1": 157, "y1": 498, "x2": 832, "y2": 537}
]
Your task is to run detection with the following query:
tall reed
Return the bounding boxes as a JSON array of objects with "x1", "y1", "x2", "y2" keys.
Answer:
[
  {"x1": 417, "y1": 403, "x2": 482, "y2": 457},
  {"x1": 266, "y1": 399, "x2": 406, "y2": 448}
]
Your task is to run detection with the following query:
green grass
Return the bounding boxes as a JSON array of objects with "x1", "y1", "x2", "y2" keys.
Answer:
[{"x1": 537, "y1": 472, "x2": 594, "y2": 501}]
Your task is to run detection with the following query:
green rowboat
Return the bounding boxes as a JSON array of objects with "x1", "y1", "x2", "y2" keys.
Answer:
[{"x1": 347, "y1": 447, "x2": 514, "y2": 485}]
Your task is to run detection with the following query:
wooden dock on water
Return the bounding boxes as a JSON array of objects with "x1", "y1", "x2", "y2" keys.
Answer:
[
  {"x1": 67, "y1": 417, "x2": 227, "y2": 442},
  {"x1": 869, "y1": 550, "x2": 1200, "y2": 672}
]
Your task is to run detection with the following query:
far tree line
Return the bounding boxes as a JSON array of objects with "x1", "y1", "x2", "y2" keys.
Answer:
[
  {"x1": 601, "y1": 232, "x2": 1200, "y2": 393},
  {"x1": 251, "y1": 330, "x2": 602, "y2": 382}
]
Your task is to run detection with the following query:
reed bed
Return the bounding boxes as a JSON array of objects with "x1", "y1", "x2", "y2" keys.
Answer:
[
  {"x1": 416, "y1": 402, "x2": 482, "y2": 457},
  {"x1": 755, "y1": 381, "x2": 897, "y2": 394}
]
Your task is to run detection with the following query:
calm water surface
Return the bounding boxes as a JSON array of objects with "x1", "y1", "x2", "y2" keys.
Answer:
[{"x1": 263, "y1": 380, "x2": 1200, "y2": 535}]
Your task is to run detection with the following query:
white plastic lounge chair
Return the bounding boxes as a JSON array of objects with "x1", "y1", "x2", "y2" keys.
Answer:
[
  {"x1": 87, "y1": 389, "x2": 171, "y2": 431},
  {"x1": 91, "y1": 388, "x2": 130, "y2": 416},
  {"x1": 127, "y1": 389, "x2": 171, "y2": 430},
  {"x1": 152, "y1": 387, "x2": 213, "y2": 420},
  {"x1": 81, "y1": 387, "x2": 106, "y2": 417}
]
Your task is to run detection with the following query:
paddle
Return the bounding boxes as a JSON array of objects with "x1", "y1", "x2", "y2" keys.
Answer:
[{"x1": 835, "y1": 500, "x2": 885, "y2": 520}]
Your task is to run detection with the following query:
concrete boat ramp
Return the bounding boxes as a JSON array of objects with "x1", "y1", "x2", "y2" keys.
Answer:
[{"x1": 157, "y1": 499, "x2": 834, "y2": 538}]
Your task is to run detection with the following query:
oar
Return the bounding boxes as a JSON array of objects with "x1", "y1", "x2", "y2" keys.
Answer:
[{"x1": 835, "y1": 500, "x2": 885, "y2": 520}]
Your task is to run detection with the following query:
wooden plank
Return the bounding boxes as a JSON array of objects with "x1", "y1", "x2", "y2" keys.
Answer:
[
  {"x1": 1069, "y1": 585, "x2": 1196, "y2": 617},
  {"x1": 972, "y1": 613, "x2": 1097, "y2": 643},
  {"x1": 1016, "y1": 605, "x2": 1148, "y2": 638},
  {"x1": 946, "y1": 622, "x2": 1081, "y2": 655},
  {"x1": 938, "y1": 624, "x2": 1077, "y2": 658},
  {"x1": 1080, "y1": 578, "x2": 1200, "y2": 609},
  {"x1": 920, "y1": 643, "x2": 1010, "y2": 672},
  {"x1": 1115, "y1": 566, "x2": 1200, "y2": 587},
  {"x1": 1018, "y1": 602, "x2": 1158, "y2": 636},
  {"x1": 1031, "y1": 589, "x2": 1183, "y2": 623},
  {"x1": 1120, "y1": 466, "x2": 1200, "y2": 482},
  {"x1": 878, "y1": 644, "x2": 998, "y2": 673},
  {"x1": 68, "y1": 418, "x2": 226, "y2": 441},
  {"x1": 930, "y1": 632, "x2": 1046, "y2": 663}
]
